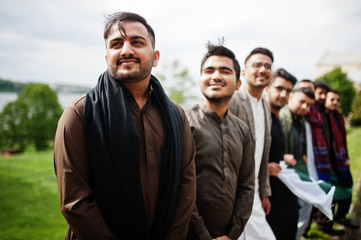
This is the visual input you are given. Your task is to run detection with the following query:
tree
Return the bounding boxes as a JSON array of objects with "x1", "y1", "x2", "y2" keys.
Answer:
[
  {"x1": 316, "y1": 67, "x2": 355, "y2": 116},
  {"x1": 0, "y1": 83, "x2": 62, "y2": 151},
  {"x1": 0, "y1": 99, "x2": 28, "y2": 151},
  {"x1": 156, "y1": 60, "x2": 200, "y2": 107},
  {"x1": 351, "y1": 90, "x2": 361, "y2": 126}
]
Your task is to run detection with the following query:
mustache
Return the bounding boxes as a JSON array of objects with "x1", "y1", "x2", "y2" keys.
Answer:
[{"x1": 116, "y1": 57, "x2": 141, "y2": 65}]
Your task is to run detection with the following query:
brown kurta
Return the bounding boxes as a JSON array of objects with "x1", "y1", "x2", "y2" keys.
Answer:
[
  {"x1": 54, "y1": 93, "x2": 196, "y2": 240},
  {"x1": 186, "y1": 102, "x2": 255, "y2": 240}
]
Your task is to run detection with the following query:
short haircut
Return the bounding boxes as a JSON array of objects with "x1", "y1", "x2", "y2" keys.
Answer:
[
  {"x1": 272, "y1": 68, "x2": 297, "y2": 86},
  {"x1": 329, "y1": 89, "x2": 340, "y2": 95},
  {"x1": 244, "y1": 47, "x2": 274, "y2": 65},
  {"x1": 299, "y1": 79, "x2": 313, "y2": 83},
  {"x1": 314, "y1": 81, "x2": 331, "y2": 92},
  {"x1": 293, "y1": 87, "x2": 315, "y2": 100},
  {"x1": 200, "y1": 41, "x2": 241, "y2": 80},
  {"x1": 103, "y1": 12, "x2": 156, "y2": 48}
]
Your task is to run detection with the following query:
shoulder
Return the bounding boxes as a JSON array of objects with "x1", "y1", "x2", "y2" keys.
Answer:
[
  {"x1": 229, "y1": 90, "x2": 247, "y2": 115},
  {"x1": 279, "y1": 105, "x2": 290, "y2": 119},
  {"x1": 185, "y1": 104, "x2": 201, "y2": 126},
  {"x1": 61, "y1": 95, "x2": 86, "y2": 123}
]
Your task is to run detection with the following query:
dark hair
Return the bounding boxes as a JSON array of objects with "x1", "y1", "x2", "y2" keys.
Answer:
[
  {"x1": 329, "y1": 89, "x2": 340, "y2": 95},
  {"x1": 200, "y1": 41, "x2": 241, "y2": 80},
  {"x1": 314, "y1": 81, "x2": 331, "y2": 92},
  {"x1": 244, "y1": 47, "x2": 274, "y2": 65},
  {"x1": 103, "y1": 12, "x2": 155, "y2": 48},
  {"x1": 272, "y1": 68, "x2": 297, "y2": 86},
  {"x1": 293, "y1": 87, "x2": 315, "y2": 100},
  {"x1": 299, "y1": 79, "x2": 313, "y2": 83}
]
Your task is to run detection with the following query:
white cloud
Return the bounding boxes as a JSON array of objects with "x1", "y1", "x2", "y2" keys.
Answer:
[{"x1": 0, "y1": 0, "x2": 361, "y2": 87}]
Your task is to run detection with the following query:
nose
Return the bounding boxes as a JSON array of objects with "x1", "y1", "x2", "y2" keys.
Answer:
[
  {"x1": 301, "y1": 103, "x2": 307, "y2": 110},
  {"x1": 121, "y1": 41, "x2": 134, "y2": 56},
  {"x1": 280, "y1": 90, "x2": 287, "y2": 97},
  {"x1": 211, "y1": 70, "x2": 222, "y2": 81},
  {"x1": 259, "y1": 65, "x2": 266, "y2": 72}
]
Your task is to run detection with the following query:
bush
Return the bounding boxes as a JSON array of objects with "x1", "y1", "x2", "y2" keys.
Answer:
[
  {"x1": 0, "y1": 83, "x2": 62, "y2": 151},
  {"x1": 351, "y1": 90, "x2": 361, "y2": 126}
]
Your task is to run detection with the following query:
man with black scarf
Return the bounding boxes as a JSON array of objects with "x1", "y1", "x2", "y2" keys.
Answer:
[{"x1": 54, "y1": 12, "x2": 196, "y2": 240}]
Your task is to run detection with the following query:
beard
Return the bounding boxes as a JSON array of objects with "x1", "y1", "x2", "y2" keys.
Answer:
[
  {"x1": 270, "y1": 99, "x2": 285, "y2": 110},
  {"x1": 270, "y1": 102, "x2": 282, "y2": 110},
  {"x1": 108, "y1": 56, "x2": 153, "y2": 84},
  {"x1": 248, "y1": 75, "x2": 271, "y2": 89},
  {"x1": 203, "y1": 93, "x2": 233, "y2": 103}
]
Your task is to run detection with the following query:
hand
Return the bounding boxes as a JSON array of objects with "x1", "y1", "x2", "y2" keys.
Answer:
[
  {"x1": 346, "y1": 158, "x2": 350, "y2": 167},
  {"x1": 283, "y1": 154, "x2": 297, "y2": 166},
  {"x1": 213, "y1": 236, "x2": 232, "y2": 240},
  {"x1": 268, "y1": 162, "x2": 281, "y2": 177},
  {"x1": 302, "y1": 155, "x2": 307, "y2": 164},
  {"x1": 262, "y1": 197, "x2": 271, "y2": 215}
]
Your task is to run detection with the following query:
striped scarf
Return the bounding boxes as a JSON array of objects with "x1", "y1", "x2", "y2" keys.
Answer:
[
  {"x1": 325, "y1": 109, "x2": 353, "y2": 187},
  {"x1": 305, "y1": 105, "x2": 332, "y2": 181}
]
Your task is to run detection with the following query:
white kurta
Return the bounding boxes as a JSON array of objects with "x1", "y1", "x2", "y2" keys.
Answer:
[
  {"x1": 239, "y1": 91, "x2": 275, "y2": 240},
  {"x1": 296, "y1": 121, "x2": 315, "y2": 239}
]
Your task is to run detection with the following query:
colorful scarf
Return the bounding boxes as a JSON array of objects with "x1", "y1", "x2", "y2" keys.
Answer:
[
  {"x1": 305, "y1": 105, "x2": 332, "y2": 181},
  {"x1": 326, "y1": 109, "x2": 353, "y2": 187}
]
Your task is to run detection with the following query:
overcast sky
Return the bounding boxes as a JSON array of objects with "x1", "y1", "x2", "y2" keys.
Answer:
[{"x1": 1, "y1": 0, "x2": 361, "y2": 91}]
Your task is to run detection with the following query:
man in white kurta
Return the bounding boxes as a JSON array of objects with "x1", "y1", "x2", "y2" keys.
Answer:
[
  {"x1": 229, "y1": 47, "x2": 275, "y2": 240},
  {"x1": 241, "y1": 90, "x2": 275, "y2": 240}
]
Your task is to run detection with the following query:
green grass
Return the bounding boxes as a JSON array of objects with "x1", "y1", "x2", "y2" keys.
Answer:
[
  {"x1": 1, "y1": 127, "x2": 361, "y2": 240},
  {"x1": 347, "y1": 126, "x2": 361, "y2": 203},
  {"x1": 0, "y1": 148, "x2": 67, "y2": 240}
]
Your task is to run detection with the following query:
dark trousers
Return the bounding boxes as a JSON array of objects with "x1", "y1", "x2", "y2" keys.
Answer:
[
  {"x1": 317, "y1": 194, "x2": 352, "y2": 231},
  {"x1": 267, "y1": 198, "x2": 299, "y2": 240}
]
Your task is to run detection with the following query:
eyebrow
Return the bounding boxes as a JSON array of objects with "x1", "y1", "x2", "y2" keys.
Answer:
[
  {"x1": 203, "y1": 66, "x2": 233, "y2": 72},
  {"x1": 129, "y1": 35, "x2": 147, "y2": 41},
  {"x1": 108, "y1": 35, "x2": 147, "y2": 45}
]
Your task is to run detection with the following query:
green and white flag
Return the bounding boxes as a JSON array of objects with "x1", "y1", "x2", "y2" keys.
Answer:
[{"x1": 278, "y1": 161, "x2": 335, "y2": 220}]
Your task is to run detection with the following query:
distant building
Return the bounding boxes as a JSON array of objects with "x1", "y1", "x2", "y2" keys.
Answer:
[{"x1": 316, "y1": 50, "x2": 361, "y2": 88}]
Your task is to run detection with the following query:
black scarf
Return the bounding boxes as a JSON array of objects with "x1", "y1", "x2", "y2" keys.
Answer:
[{"x1": 84, "y1": 70, "x2": 183, "y2": 239}]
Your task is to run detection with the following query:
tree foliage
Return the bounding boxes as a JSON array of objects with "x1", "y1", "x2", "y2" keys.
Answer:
[
  {"x1": 0, "y1": 99, "x2": 28, "y2": 151},
  {"x1": 0, "y1": 79, "x2": 26, "y2": 92},
  {"x1": 0, "y1": 83, "x2": 62, "y2": 151},
  {"x1": 351, "y1": 90, "x2": 361, "y2": 126},
  {"x1": 316, "y1": 67, "x2": 355, "y2": 116},
  {"x1": 156, "y1": 60, "x2": 199, "y2": 107}
]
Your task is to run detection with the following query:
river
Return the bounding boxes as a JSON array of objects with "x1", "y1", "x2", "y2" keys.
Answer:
[{"x1": 0, "y1": 92, "x2": 84, "y2": 112}]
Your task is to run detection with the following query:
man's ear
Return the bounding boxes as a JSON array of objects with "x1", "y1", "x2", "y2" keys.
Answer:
[
  {"x1": 236, "y1": 79, "x2": 241, "y2": 91},
  {"x1": 241, "y1": 68, "x2": 246, "y2": 77},
  {"x1": 153, "y1": 50, "x2": 160, "y2": 67}
]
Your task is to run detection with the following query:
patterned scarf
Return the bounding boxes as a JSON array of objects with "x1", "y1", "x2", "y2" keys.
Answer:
[
  {"x1": 325, "y1": 109, "x2": 353, "y2": 187},
  {"x1": 305, "y1": 105, "x2": 332, "y2": 181}
]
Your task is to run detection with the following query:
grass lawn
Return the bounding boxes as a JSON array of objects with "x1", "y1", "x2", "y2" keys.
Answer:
[
  {"x1": 1, "y1": 127, "x2": 361, "y2": 239},
  {"x1": 0, "y1": 148, "x2": 67, "y2": 240}
]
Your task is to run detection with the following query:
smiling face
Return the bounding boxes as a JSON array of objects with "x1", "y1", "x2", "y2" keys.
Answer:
[
  {"x1": 243, "y1": 53, "x2": 273, "y2": 90},
  {"x1": 288, "y1": 91, "x2": 315, "y2": 116},
  {"x1": 325, "y1": 91, "x2": 340, "y2": 111},
  {"x1": 266, "y1": 76, "x2": 293, "y2": 111},
  {"x1": 200, "y1": 55, "x2": 241, "y2": 104},
  {"x1": 105, "y1": 21, "x2": 159, "y2": 84}
]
